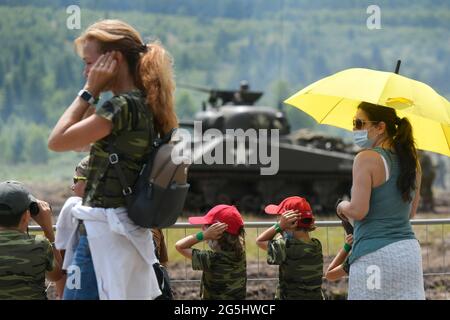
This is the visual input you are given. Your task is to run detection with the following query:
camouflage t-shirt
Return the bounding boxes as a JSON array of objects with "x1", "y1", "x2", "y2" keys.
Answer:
[
  {"x1": 192, "y1": 248, "x2": 247, "y2": 300},
  {"x1": 268, "y1": 237, "x2": 324, "y2": 300},
  {"x1": 0, "y1": 230, "x2": 54, "y2": 300},
  {"x1": 83, "y1": 90, "x2": 154, "y2": 208}
]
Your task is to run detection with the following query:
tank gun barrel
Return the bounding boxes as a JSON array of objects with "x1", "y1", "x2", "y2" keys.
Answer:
[
  {"x1": 178, "y1": 82, "x2": 263, "y2": 107},
  {"x1": 178, "y1": 83, "x2": 211, "y2": 94}
]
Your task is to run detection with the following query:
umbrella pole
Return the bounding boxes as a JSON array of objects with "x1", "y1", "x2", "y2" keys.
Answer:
[{"x1": 395, "y1": 60, "x2": 401, "y2": 74}]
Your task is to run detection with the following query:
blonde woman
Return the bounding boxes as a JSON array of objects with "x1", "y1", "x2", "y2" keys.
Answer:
[{"x1": 48, "y1": 20, "x2": 177, "y2": 299}]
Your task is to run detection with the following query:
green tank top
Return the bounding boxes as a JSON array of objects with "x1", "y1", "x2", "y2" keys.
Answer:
[{"x1": 349, "y1": 147, "x2": 416, "y2": 264}]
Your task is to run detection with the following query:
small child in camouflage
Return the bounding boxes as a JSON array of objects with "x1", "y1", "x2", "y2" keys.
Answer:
[
  {"x1": 175, "y1": 205, "x2": 247, "y2": 300},
  {"x1": 54, "y1": 156, "x2": 98, "y2": 300},
  {"x1": 0, "y1": 181, "x2": 63, "y2": 300},
  {"x1": 256, "y1": 196, "x2": 324, "y2": 300}
]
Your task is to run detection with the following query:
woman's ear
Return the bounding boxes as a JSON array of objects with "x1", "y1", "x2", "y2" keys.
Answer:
[
  {"x1": 377, "y1": 121, "x2": 387, "y2": 134},
  {"x1": 114, "y1": 51, "x2": 124, "y2": 64}
]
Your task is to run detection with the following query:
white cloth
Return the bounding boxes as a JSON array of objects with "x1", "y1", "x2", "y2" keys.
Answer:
[
  {"x1": 55, "y1": 196, "x2": 82, "y2": 270},
  {"x1": 348, "y1": 239, "x2": 425, "y2": 300},
  {"x1": 56, "y1": 201, "x2": 161, "y2": 300}
]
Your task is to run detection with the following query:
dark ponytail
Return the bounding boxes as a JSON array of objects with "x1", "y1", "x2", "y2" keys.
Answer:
[
  {"x1": 392, "y1": 117, "x2": 418, "y2": 202},
  {"x1": 358, "y1": 102, "x2": 418, "y2": 202}
]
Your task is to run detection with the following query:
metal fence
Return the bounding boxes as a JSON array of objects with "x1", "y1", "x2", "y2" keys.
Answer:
[
  {"x1": 30, "y1": 218, "x2": 450, "y2": 299},
  {"x1": 161, "y1": 219, "x2": 450, "y2": 299}
]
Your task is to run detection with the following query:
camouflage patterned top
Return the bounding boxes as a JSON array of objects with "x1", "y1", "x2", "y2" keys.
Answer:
[
  {"x1": 83, "y1": 90, "x2": 154, "y2": 208},
  {"x1": 0, "y1": 230, "x2": 54, "y2": 300},
  {"x1": 268, "y1": 237, "x2": 324, "y2": 300},
  {"x1": 192, "y1": 248, "x2": 247, "y2": 300}
]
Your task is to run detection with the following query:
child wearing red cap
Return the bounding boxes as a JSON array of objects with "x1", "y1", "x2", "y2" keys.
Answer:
[
  {"x1": 175, "y1": 205, "x2": 246, "y2": 300},
  {"x1": 256, "y1": 196, "x2": 324, "y2": 300}
]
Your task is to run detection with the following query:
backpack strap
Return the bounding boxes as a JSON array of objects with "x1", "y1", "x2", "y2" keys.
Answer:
[
  {"x1": 154, "y1": 128, "x2": 177, "y2": 147},
  {"x1": 107, "y1": 94, "x2": 156, "y2": 201}
]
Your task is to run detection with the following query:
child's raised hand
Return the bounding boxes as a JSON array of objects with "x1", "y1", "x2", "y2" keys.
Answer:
[
  {"x1": 203, "y1": 222, "x2": 228, "y2": 240},
  {"x1": 345, "y1": 234, "x2": 353, "y2": 245},
  {"x1": 279, "y1": 210, "x2": 299, "y2": 230}
]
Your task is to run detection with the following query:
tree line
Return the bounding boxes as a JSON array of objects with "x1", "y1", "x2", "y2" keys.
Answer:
[{"x1": 0, "y1": 2, "x2": 449, "y2": 164}]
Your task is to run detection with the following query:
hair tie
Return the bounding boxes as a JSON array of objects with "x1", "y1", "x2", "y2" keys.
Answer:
[{"x1": 140, "y1": 44, "x2": 149, "y2": 53}]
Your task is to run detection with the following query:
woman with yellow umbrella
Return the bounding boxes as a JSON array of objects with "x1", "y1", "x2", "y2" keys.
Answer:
[
  {"x1": 336, "y1": 101, "x2": 424, "y2": 300},
  {"x1": 284, "y1": 63, "x2": 450, "y2": 299}
]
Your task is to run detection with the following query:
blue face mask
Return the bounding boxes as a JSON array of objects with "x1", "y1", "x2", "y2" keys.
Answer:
[{"x1": 353, "y1": 130, "x2": 374, "y2": 149}]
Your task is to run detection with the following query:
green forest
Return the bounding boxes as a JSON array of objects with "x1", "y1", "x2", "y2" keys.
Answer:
[{"x1": 0, "y1": 0, "x2": 449, "y2": 171}]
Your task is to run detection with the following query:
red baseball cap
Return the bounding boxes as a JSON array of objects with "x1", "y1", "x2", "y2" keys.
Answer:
[
  {"x1": 188, "y1": 204, "x2": 244, "y2": 235},
  {"x1": 265, "y1": 196, "x2": 315, "y2": 228}
]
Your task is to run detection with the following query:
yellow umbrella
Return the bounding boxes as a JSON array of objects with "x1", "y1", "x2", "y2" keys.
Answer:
[{"x1": 285, "y1": 67, "x2": 450, "y2": 157}]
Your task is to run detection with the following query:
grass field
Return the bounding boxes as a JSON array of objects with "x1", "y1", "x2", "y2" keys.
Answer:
[
  {"x1": 161, "y1": 222, "x2": 347, "y2": 262},
  {"x1": 0, "y1": 152, "x2": 85, "y2": 183}
]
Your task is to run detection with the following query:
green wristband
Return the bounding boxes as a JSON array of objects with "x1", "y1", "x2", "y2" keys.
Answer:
[
  {"x1": 343, "y1": 243, "x2": 352, "y2": 253},
  {"x1": 196, "y1": 231, "x2": 204, "y2": 241},
  {"x1": 274, "y1": 222, "x2": 283, "y2": 233}
]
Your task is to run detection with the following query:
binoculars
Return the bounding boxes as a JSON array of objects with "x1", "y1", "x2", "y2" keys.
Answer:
[{"x1": 29, "y1": 202, "x2": 40, "y2": 216}]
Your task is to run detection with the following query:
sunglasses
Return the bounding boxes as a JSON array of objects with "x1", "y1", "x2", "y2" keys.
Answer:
[
  {"x1": 352, "y1": 118, "x2": 379, "y2": 130},
  {"x1": 73, "y1": 176, "x2": 87, "y2": 184}
]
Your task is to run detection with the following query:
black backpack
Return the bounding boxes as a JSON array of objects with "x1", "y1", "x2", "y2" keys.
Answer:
[{"x1": 108, "y1": 97, "x2": 190, "y2": 228}]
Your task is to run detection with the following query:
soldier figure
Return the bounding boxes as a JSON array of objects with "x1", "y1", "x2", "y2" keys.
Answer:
[
  {"x1": 233, "y1": 80, "x2": 250, "y2": 104},
  {"x1": 419, "y1": 151, "x2": 436, "y2": 212},
  {"x1": 435, "y1": 155, "x2": 448, "y2": 190}
]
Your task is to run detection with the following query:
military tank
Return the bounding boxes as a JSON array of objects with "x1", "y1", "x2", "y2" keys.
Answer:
[{"x1": 177, "y1": 82, "x2": 355, "y2": 214}]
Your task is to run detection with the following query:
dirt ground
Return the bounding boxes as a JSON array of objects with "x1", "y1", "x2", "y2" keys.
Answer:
[
  {"x1": 167, "y1": 252, "x2": 450, "y2": 300},
  {"x1": 46, "y1": 246, "x2": 450, "y2": 300}
]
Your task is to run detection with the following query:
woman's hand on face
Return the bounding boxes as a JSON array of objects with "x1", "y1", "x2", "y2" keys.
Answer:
[{"x1": 85, "y1": 51, "x2": 118, "y2": 97}]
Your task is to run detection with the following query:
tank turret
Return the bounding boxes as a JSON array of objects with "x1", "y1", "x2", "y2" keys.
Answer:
[{"x1": 178, "y1": 82, "x2": 354, "y2": 214}]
